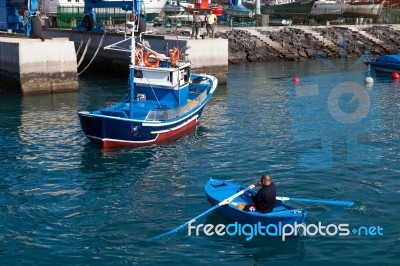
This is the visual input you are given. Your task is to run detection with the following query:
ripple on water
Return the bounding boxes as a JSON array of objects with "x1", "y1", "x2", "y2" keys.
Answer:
[{"x1": 1, "y1": 61, "x2": 399, "y2": 264}]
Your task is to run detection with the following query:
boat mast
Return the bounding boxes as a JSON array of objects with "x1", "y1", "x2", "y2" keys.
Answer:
[
  {"x1": 129, "y1": 0, "x2": 144, "y2": 118},
  {"x1": 129, "y1": 21, "x2": 135, "y2": 119}
]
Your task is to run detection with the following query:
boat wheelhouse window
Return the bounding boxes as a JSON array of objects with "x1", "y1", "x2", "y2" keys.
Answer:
[
  {"x1": 135, "y1": 70, "x2": 143, "y2": 78},
  {"x1": 179, "y1": 68, "x2": 191, "y2": 86},
  {"x1": 184, "y1": 68, "x2": 190, "y2": 83},
  {"x1": 179, "y1": 70, "x2": 185, "y2": 86}
]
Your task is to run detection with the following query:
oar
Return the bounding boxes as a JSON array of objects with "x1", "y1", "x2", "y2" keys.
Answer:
[
  {"x1": 277, "y1": 196, "x2": 354, "y2": 207},
  {"x1": 149, "y1": 183, "x2": 256, "y2": 240}
]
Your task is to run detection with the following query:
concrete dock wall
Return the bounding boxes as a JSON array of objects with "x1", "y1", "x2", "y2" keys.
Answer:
[
  {"x1": 43, "y1": 29, "x2": 229, "y2": 84},
  {"x1": 0, "y1": 36, "x2": 78, "y2": 95}
]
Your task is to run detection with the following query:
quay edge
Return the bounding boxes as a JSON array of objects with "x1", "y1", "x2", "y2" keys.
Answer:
[
  {"x1": 0, "y1": 35, "x2": 78, "y2": 95},
  {"x1": 3, "y1": 23, "x2": 399, "y2": 95}
]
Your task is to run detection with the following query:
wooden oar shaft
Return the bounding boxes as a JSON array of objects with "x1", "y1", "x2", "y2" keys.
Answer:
[
  {"x1": 149, "y1": 204, "x2": 220, "y2": 240},
  {"x1": 148, "y1": 183, "x2": 255, "y2": 240}
]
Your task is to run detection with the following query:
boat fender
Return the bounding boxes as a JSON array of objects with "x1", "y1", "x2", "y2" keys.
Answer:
[
  {"x1": 143, "y1": 51, "x2": 160, "y2": 68},
  {"x1": 82, "y1": 14, "x2": 95, "y2": 31},
  {"x1": 135, "y1": 48, "x2": 144, "y2": 65},
  {"x1": 170, "y1": 48, "x2": 180, "y2": 66}
]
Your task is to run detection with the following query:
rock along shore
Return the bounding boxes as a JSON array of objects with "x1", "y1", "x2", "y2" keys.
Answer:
[{"x1": 211, "y1": 24, "x2": 400, "y2": 64}]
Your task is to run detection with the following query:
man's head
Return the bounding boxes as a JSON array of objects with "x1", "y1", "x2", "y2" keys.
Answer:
[{"x1": 261, "y1": 174, "x2": 271, "y2": 186}]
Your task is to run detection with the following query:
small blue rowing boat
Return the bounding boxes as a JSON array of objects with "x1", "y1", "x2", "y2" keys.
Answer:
[
  {"x1": 205, "y1": 178, "x2": 307, "y2": 228},
  {"x1": 149, "y1": 178, "x2": 352, "y2": 240}
]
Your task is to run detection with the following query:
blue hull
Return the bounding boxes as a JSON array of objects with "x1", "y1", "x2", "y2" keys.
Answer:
[
  {"x1": 78, "y1": 103, "x2": 206, "y2": 148},
  {"x1": 205, "y1": 179, "x2": 307, "y2": 229},
  {"x1": 367, "y1": 62, "x2": 400, "y2": 73},
  {"x1": 365, "y1": 54, "x2": 400, "y2": 73}
]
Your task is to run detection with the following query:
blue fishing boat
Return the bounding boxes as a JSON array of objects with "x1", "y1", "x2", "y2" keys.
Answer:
[
  {"x1": 78, "y1": 4, "x2": 218, "y2": 149},
  {"x1": 205, "y1": 178, "x2": 307, "y2": 230},
  {"x1": 364, "y1": 54, "x2": 400, "y2": 73}
]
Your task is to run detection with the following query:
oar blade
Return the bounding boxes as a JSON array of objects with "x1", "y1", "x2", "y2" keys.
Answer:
[{"x1": 277, "y1": 196, "x2": 354, "y2": 207}]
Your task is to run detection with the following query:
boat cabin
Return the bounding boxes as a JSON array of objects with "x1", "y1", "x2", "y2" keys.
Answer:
[{"x1": 133, "y1": 62, "x2": 192, "y2": 108}]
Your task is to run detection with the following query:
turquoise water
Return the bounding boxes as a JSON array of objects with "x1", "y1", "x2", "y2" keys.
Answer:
[{"x1": 1, "y1": 59, "x2": 399, "y2": 265}]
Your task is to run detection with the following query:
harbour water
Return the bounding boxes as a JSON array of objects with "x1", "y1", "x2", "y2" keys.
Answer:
[{"x1": 1, "y1": 58, "x2": 399, "y2": 264}]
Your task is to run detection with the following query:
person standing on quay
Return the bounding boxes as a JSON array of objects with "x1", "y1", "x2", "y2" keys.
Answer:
[
  {"x1": 190, "y1": 11, "x2": 201, "y2": 39},
  {"x1": 205, "y1": 10, "x2": 217, "y2": 39}
]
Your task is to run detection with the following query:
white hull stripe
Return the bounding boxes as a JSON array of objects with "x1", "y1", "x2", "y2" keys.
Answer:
[
  {"x1": 86, "y1": 134, "x2": 158, "y2": 144},
  {"x1": 151, "y1": 115, "x2": 199, "y2": 134},
  {"x1": 84, "y1": 115, "x2": 198, "y2": 144}
]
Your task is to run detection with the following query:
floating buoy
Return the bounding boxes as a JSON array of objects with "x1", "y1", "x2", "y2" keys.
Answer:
[
  {"x1": 292, "y1": 75, "x2": 300, "y2": 83},
  {"x1": 392, "y1": 72, "x2": 400, "y2": 79},
  {"x1": 365, "y1": 76, "x2": 374, "y2": 84}
]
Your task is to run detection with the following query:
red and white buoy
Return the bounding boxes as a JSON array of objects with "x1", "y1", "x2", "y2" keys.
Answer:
[{"x1": 392, "y1": 72, "x2": 400, "y2": 79}]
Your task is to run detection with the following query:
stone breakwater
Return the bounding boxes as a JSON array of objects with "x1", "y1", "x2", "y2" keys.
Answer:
[{"x1": 215, "y1": 25, "x2": 400, "y2": 64}]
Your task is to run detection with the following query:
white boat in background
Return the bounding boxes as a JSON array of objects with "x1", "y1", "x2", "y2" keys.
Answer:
[
  {"x1": 164, "y1": 0, "x2": 186, "y2": 14},
  {"x1": 166, "y1": 11, "x2": 206, "y2": 22},
  {"x1": 224, "y1": 0, "x2": 254, "y2": 18},
  {"x1": 310, "y1": 0, "x2": 385, "y2": 19}
]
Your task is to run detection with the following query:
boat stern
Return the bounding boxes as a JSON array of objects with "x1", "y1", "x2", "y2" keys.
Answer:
[{"x1": 78, "y1": 111, "x2": 105, "y2": 143}]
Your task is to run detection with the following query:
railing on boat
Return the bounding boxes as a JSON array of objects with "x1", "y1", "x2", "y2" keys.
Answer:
[{"x1": 145, "y1": 90, "x2": 207, "y2": 121}]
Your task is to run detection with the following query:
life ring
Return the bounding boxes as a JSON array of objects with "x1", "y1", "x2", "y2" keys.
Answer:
[
  {"x1": 170, "y1": 48, "x2": 180, "y2": 66},
  {"x1": 143, "y1": 51, "x2": 160, "y2": 68},
  {"x1": 135, "y1": 48, "x2": 144, "y2": 65}
]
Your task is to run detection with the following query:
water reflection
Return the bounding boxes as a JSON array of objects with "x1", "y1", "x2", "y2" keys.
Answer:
[
  {"x1": 202, "y1": 212, "x2": 306, "y2": 262},
  {"x1": 17, "y1": 93, "x2": 81, "y2": 171},
  {"x1": 287, "y1": 67, "x2": 382, "y2": 168}
]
